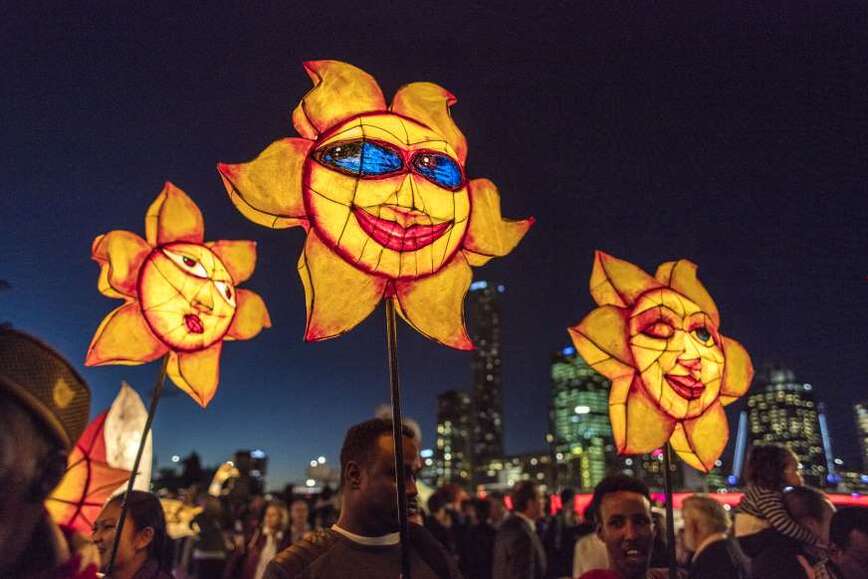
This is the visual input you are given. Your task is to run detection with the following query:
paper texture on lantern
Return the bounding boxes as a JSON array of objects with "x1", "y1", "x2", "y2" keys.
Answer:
[
  {"x1": 84, "y1": 182, "x2": 272, "y2": 407},
  {"x1": 208, "y1": 461, "x2": 240, "y2": 497},
  {"x1": 219, "y1": 60, "x2": 533, "y2": 349},
  {"x1": 568, "y1": 251, "x2": 754, "y2": 472},
  {"x1": 105, "y1": 382, "x2": 152, "y2": 492},
  {"x1": 46, "y1": 411, "x2": 131, "y2": 533}
]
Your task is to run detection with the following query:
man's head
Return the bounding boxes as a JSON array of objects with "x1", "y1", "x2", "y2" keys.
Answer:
[
  {"x1": 593, "y1": 474, "x2": 653, "y2": 579},
  {"x1": 828, "y1": 507, "x2": 868, "y2": 578},
  {"x1": 0, "y1": 330, "x2": 91, "y2": 572},
  {"x1": 682, "y1": 495, "x2": 730, "y2": 552},
  {"x1": 289, "y1": 499, "x2": 308, "y2": 528},
  {"x1": 512, "y1": 481, "x2": 543, "y2": 521},
  {"x1": 339, "y1": 418, "x2": 420, "y2": 535},
  {"x1": 783, "y1": 486, "x2": 835, "y2": 545}
]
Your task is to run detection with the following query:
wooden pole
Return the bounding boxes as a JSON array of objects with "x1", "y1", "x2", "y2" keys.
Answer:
[{"x1": 662, "y1": 443, "x2": 678, "y2": 579}]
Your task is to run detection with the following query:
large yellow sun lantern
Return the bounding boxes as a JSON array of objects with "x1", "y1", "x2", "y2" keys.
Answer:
[
  {"x1": 218, "y1": 60, "x2": 532, "y2": 349},
  {"x1": 568, "y1": 251, "x2": 753, "y2": 472},
  {"x1": 85, "y1": 183, "x2": 271, "y2": 407}
]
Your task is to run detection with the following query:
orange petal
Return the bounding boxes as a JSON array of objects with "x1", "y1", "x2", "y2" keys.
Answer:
[
  {"x1": 669, "y1": 401, "x2": 729, "y2": 472},
  {"x1": 655, "y1": 260, "x2": 720, "y2": 326},
  {"x1": 590, "y1": 251, "x2": 662, "y2": 307},
  {"x1": 394, "y1": 255, "x2": 473, "y2": 350},
  {"x1": 622, "y1": 383, "x2": 676, "y2": 454},
  {"x1": 298, "y1": 230, "x2": 387, "y2": 341},
  {"x1": 92, "y1": 231, "x2": 152, "y2": 298},
  {"x1": 144, "y1": 182, "x2": 204, "y2": 246},
  {"x1": 291, "y1": 60, "x2": 386, "y2": 138},
  {"x1": 167, "y1": 344, "x2": 222, "y2": 408},
  {"x1": 568, "y1": 305, "x2": 635, "y2": 378},
  {"x1": 227, "y1": 289, "x2": 271, "y2": 341},
  {"x1": 391, "y1": 82, "x2": 467, "y2": 163},
  {"x1": 207, "y1": 240, "x2": 257, "y2": 285},
  {"x1": 720, "y1": 336, "x2": 754, "y2": 405},
  {"x1": 85, "y1": 303, "x2": 167, "y2": 366},
  {"x1": 218, "y1": 138, "x2": 311, "y2": 230},
  {"x1": 461, "y1": 179, "x2": 533, "y2": 266}
]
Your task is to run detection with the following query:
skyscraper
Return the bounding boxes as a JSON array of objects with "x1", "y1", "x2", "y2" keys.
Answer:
[
  {"x1": 746, "y1": 366, "x2": 829, "y2": 487},
  {"x1": 468, "y1": 281, "x2": 504, "y2": 484},
  {"x1": 856, "y1": 401, "x2": 868, "y2": 473},
  {"x1": 549, "y1": 346, "x2": 613, "y2": 490},
  {"x1": 435, "y1": 390, "x2": 473, "y2": 486}
]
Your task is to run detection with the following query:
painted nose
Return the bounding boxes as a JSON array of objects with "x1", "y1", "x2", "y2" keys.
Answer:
[
  {"x1": 192, "y1": 288, "x2": 214, "y2": 312},
  {"x1": 394, "y1": 174, "x2": 417, "y2": 209},
  {"x1": 678, "y1": 357, "x2": 701, "y2": 371}
]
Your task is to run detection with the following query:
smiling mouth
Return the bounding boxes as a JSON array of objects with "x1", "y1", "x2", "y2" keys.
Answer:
[
  {"x1": 353, "y1": 207, "x2": 452, "y2": 251},
  {"x1": 665, "y1": 374, "x2": 705, "y2": 400},
  {"x1": 184, "y1": 314, "x2": 204, "y2": 334}
]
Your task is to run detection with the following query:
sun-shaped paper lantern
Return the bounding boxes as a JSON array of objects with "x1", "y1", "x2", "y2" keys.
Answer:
[
  {"x1": 568, "y1": 252, "x2": 753, "y2": 471},
  {"x1": 85, "y1": 182, "x2": 271, "y2": 406},
  {"x1": 218, "y1": 60, "x2": 532, "y2": 350}
]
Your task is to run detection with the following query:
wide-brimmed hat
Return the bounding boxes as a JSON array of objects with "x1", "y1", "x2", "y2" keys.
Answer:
[{"x1": 0, "y1": 329, "x2": 91, "y2": 450}]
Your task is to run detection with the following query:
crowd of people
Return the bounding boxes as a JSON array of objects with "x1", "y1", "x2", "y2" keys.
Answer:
[{"x1": 3, "y1": 328, "x2": 868, "y2": 579}]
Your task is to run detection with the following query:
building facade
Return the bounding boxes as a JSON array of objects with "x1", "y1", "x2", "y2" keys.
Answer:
[
  {"x1": 435, "y1": 390, "x2": 473, "y2": 486},
  {"x1": 856, "y1": 401, "x2": 868, "y2": 474}
]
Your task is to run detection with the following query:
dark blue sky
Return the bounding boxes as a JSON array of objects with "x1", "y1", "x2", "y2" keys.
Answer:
[{"x1": 3, "y1": 3, "x2": 866, "y2": 488}]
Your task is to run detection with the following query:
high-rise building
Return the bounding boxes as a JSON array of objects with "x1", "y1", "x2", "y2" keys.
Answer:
[
  {"x1": 856, "y1": 401, "x2": 868, "y2": 474},
  {"x1": 435, "y1": 390, "x2": 473, "y2": 486},
  {"x1": 745, "y1": 366, "x2": 829, "y2": 487},
  {"x1": 549, "y1": 346, "x2": 614, "y2": 490},
  {"x1": 468, "y1": 281, "x2": 505, "y2": 484}
]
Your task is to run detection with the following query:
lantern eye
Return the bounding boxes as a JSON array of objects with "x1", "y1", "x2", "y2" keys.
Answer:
[
  {"x1": 642, "y1": 321, "x2": 675, "y2": 339},
  {"x1": 163, "y1": 248, "x2": 208, "y2": 279},
  {"x1": 214, "y1": 280, "x2": 236, "y2": 307},
  {"x1": 691, "y1": 326, "x2": 713, "y2": 345},
  {"x1": 317, "y1": 140, "x2": 403, "y2": 177},
  {"x1": 411, "y1": 151, "x2": 463, "y2": 190}
]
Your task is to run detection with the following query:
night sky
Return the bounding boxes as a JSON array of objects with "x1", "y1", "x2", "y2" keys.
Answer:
[{"x1": 3, "y1": 3, "x2": 866, "y2": 488}]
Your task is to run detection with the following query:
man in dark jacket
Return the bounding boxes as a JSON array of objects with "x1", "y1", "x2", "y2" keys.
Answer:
[
  {"x1": 682, "y1": 495, "x2": 749, "y2": 578},
  {"x1": 493, "y1": 481, "x2": 546, "y2": 579}
]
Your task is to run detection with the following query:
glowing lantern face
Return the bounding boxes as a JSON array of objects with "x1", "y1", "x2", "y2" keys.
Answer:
[
  {"x1": 569, "y1": 252, "x2": 753, "y2": 472},
  {"x1": 219, "y1": 61, "x2": 532, "y2": 349},
  {"x1": 139, "y1": 243, "x2": 237, "y2": 351},
  {"x1": 304, "y1": 113, "x2": 470, "y2": 279}
]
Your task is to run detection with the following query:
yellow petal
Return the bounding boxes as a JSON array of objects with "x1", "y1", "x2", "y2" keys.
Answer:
[
  {"x1": 226, "y1": 289, "x2": 271, "y2": 341},
  {"x1": 720, "y1": 336, "x2": 754, "y2": 405},
  {"x1": 85, "y1": 303, "x2": 167, "y2": 366},
  {"x1": 298, "y1": 230, "x2": 387, "y2": 341},
  {"x1": 218, "y1": 138, "x2": 311, "y2": 230},
  {"x1": 394, "y1": 255, "x2": 473, "y2": 350},
  {"x1": 145, "y1": 182, "x2": 205, "y2": 246},
  {"x1": 167, "y1": 344, "x2": 222, "y2": 408},
  {"x1": 669, "y1": 401, "x2": 728, "y2": 472},
  {"x1": 291, "y1": 60, "x2": 386, "y2": 139},
  {"x1": 207, "y1": 240, "x2": 257, "y2": 285},
  {"x1": 655, "y1": 260, "x2": 720, "y2": 326},
  {"x1": 622, "y1": 384, "x2": 676, "y2": 454},
  {"x1": 92, "y1": 231, "x2": 152, "y2": 298},
  {"x1": 590, "y1": 251, "x2": 662, "y2": 307},
  {"x1": 568, "y1": 305, "x2": 635, "y2": 377},
  {"x1": 461, "y1": 179, "x2": 533, "y2": 265},
  {"x1": 391, "y1": 82, "x2": 467, "y2": 163}
]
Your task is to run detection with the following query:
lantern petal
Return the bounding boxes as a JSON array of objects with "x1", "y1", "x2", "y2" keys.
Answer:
[
  {"x1": 568, "y1": 305, "x2": 635, "y2": 376},
  {"x1": 391, "y1": 82, "x2": 468, "y2": 164},
  {"x1": 92, "y1": 231, "x2": 152, "y2": 298},
  {"x1": 167, "y1": 344, "x2": 222, "y2": 408},
  {"x1": 720, "y1": 336, "x2": 754, "y2": 405},
  {"x1": 207, "y1": 240, "x2": 257, "y2": 285},
  {"x1": 292, "y1": 60, "x2": 387, "y2": 139},
  {"x1": 462, "y1": 179, "x2": 533, "y2": 265},
  {"x1": 298, "y1": 230, "x2": 388, "y2": 341},
  {"x1": 590, "y1": 251, "x2": 662, "y2": 308},
  {"x1": 655, "y1": 260, "x2": 720, "y2": 326},
  {"x1": 218, "y1": 138, "x2": 312, "y2": 230},
  {"x1": 85, "y1": 303, "x2": 168, "y2": 366},
  {"x1": 621, "y1": 384, "x2": 676, "y2": 454},
  {"x1": 144, "y1": 182, "x2": 205, "y2": 246},
  {"x1": 226, "y1": 289, "x2": 272, "y2": 341},
  {"x1": 394, "y1": 255, "x2": 473, "y2": 350},
  {"x1": 670, "y1": 401, "x2": 729, "y2": 472}
]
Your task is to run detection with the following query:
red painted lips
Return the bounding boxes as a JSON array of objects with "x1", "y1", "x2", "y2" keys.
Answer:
[
  {"x1": 665, "y1": 374, "x2": 705, "y2": 400},
  {"x1": 353, "y1": 208, "x2": 452, "y2": 251},
  {"x1": 184, "y1": 314, "x2": 204, "y2": 334}
]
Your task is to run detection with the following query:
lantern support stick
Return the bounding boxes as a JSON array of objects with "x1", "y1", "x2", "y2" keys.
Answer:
[
  {"x1": 662, "y1": 442, "x2": 677, "y2": 579},
  {"x1": 385, "y1": 299, "x2": 412, "y2": 579},
  {"x1": 107, "y1": 355, "x2": 168, "y2": 574}
]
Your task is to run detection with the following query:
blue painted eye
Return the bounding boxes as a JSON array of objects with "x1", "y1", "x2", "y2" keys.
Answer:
[
  {"x1": 319, "y1": 140, "x2": 403, "y2": 176},
  {"x1": 411, "y1": 152, "x2": 463, "y2": 189}
]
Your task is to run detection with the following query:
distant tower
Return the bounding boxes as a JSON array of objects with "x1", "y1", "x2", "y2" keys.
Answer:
[
  {"x1": 856, "y1": 401, "x2": 868, "y2": 474},
  {"x1": 549, "y1": 346, "x2": 613, "y2": 490},
  {"x1": 435, "y1": 390, "x2": 473, "y2": 487},
  {"x1": 746, "y1": 366, "x2": 828, "y2": 487},
  {"x1": 468, "y1": 281, "x2": 505, "y2": 484}
]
